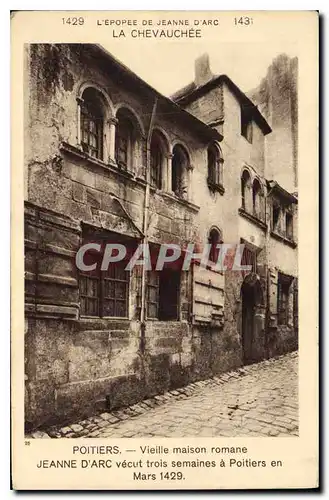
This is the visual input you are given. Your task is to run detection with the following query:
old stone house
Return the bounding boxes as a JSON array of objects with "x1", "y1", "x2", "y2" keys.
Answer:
[
  {"x1": 172, "y1": 52, "x2": 298, "y2": 365},
  {"x1": 24, "y1": 44, "x2": 298, "y2": 430}
]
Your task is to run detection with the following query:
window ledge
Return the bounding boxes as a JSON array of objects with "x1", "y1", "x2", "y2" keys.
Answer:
[
  {"x1": 149, "y1": 185, "x2": 163, "y2": 195},
  {"x1": 77, "y1": 317, "x2": 130, "y2": 329},
  {"x1": 238, "y1": 208, "x2": 267, "y2": 231},
  {"x1": 270, "y1": 231, "x2": 297, "y2": 248},
  {"x1": 159, "y1": 191, "x2": 200, "y2": 213},
  {"x1": 60, "y1": 141, "x2": 147, "y2": 186},
  {"x1": 207, "y1": 180, "x2": 225, "y2": 195},
  {"x1": 145, "y1": 319, "x2": 182, "y2": 324}
]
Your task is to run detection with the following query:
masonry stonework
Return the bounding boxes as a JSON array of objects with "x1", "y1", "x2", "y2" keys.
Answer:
[{"x1": 24, "y1": 44, "x2": 298, "y2": 430}]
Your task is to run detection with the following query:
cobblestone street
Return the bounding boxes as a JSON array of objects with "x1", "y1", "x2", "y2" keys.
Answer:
[{"x1": 31, "y1": 352, "x2": 298, "y2": 439}]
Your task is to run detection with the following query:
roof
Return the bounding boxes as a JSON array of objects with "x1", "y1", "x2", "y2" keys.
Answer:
[
  {"x1": 171, "y1": 74, "x2": 272, "y2": 136},
  {"x1": 83, "y1": 44, "x2": 222, "y2": 143},
  {"x1": 266, "y1": 180, "x2": 298, "y2": 204}
]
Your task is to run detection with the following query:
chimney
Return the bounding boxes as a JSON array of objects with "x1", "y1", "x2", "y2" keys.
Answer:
[{"x1": 194, "y1": 53, "x2": 213, "y2": 87}]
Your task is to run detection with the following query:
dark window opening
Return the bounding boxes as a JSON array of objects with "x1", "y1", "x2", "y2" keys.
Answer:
[
  {"x1": 272, "y1": 204, "x2": 281, "y2": 231},
  {"x1": 146, "y1": 271, "x2": 160, "y2": 319},
  {"x1": 80, "y1": 88, "x2": 104, "y2": 160},
  {"x1": 172, "y1": 159, "x2": 181, "y2": 194},
  {"x1": 286, "y1": 212, "x2": 293, "y2": 240},
  {"x1": 241, "y1": 179, "x2": 245, "y2": 209},
  {"x1": 147, "y1": 270, "x2": 180, "y2": 321},
  {"x1": 277, "y1": 273, "x2": 292, "y2": 325},
  {"x1": 252, "y1": 179, "x2": 263, "y2": 219},
  {"x1": 241, "y1": 170, "x2": 251, "y2": 210},
  {"x1": 115, "y1": 109, "x2": 135, "y2": 170},
  {"x1": 241, "y1": 107, "x2": 253, "y2": 143},
  {"x1": 150, "y1": 134, "x2": 163, "y2": 189},
  {"x1": 208, "y1": 228, "x2": 222, "y2": 263},
  {"x1": 172, "y1": 145, "x2": 189, "y2": 198},
  {"x1": 207, "y1": 144, "x2": 222, "y2": 187}
]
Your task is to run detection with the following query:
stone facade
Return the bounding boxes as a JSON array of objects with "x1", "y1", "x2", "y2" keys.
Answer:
[
  {"x1": 24, "y1": 44, "x2": 298, "y2": 430},
  {"x1": 173, "y1": 53, "x2": 298, "y2": 367}
]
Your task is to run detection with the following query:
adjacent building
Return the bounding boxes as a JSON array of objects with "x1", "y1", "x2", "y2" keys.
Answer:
[{"x1": 24, "y1": 44, "x2": 298, "y2": 430}]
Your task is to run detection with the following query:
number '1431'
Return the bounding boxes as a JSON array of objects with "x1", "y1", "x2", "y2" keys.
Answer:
[{"x1": 234, "y1": 17, "x2": 253, "y2": 26}]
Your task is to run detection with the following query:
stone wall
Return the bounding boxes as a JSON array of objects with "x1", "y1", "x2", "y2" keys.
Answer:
[
  {"x1": 267, "y1": 269, "x2": 298, "y2": 357},
  {"x1": 24, "y1": 44, "x2": 299, "y2": 430},
  {"x1": 24, "y1": 199, "x2": 231, "y2": 430},
  {"x1": 24, "y1": 44, "x2": 229, "y2": 430},
  {"x1": 176, "y1": 55, "x2": 299, "y2": 367},
  {"x1": 24, "y1": 199, "x2": 197, "y2": 430}
]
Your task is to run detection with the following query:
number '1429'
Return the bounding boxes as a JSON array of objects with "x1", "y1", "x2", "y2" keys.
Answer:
[
  {"x1": 160, "y1": 472, "x2": 184, "y2": 480},
  {"x1": 62, "y1": 17, "x2": 85, "y2": 25}
]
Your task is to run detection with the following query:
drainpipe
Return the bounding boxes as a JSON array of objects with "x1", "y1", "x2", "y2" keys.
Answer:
[
  {"x1": 140, "y1": 97, "x2": 158, "y2": 351},
  {"x1": 265, "y1": 183, "x2": 275, "y2": 359}
]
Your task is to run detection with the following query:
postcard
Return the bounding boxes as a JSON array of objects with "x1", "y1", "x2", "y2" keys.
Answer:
[{"x1": 11, "y1": 10, "x2": 319, "y2": 490}]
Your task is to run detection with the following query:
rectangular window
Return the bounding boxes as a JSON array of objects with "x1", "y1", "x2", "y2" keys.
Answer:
[
  {"x1": 147, "y1": 271, "x2": 160, "y2": 319},
  {"x1": 102, "y1": 263, "x2": 129, "y2": 317},
  {"x1": 241, "y1": 108, "x2": 253, "y2": 143},
  {"x1": 207, "y1": 147, "x2": 222, "y2": 187},
  {"x1": 80, "y1": 271, "x2": 100, "y2": 317},
  {"x1": 286, "y1": 212, "x2": 293, "y2": 240},
  {"x1": 79, "y1": 230, "x2": 130, "y2": 318},
  {"x1": 277, "y1": 273, "x2": 292, "y2": 325},
  {"x1": 115, "y1": 117, "x2": 134, "y2": 170},
  {"x1": 272, "y1": 204, "x2": 281, "y2": 232},
  {"x1": 150, "y1": 148, "x2": 162, "y2": 189},
  {"x1": 147, "y1": 270, "x2": 180, "y2": 321},
  {"x1": 115, "y1": 134, "x2": 129, "y2": 167},
  {"x1": 241, "y1": 178, "x2": 246, "y2": 210},
  {"x1": 80, "y1": 260, "x2": 129, "y2": 318},
  {"x1": 81, "y1": 110, "x2": 103, "y2": 159}
]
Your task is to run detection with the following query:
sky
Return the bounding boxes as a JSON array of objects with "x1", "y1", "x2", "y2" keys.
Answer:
[{"x1": 103, "y1": 41, "x2": 298, "y2": 98}]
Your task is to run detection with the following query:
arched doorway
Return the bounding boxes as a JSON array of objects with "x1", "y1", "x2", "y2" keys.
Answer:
[{"x1": 241, "y1": 274, "x2": 264, "y2": 365}]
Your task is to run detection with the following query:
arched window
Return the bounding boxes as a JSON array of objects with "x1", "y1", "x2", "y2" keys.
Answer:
[
  {"x1": 252, "y1": 179, "x2": 263, "y2": 219},
  {"x1": 150, "y1": 131, "x2": 167, "y2": 189},
  {"x1": 115, "y1": 108, "x2": 141, "y2": 171},
  {"x1": 208, "y1": 227, "x2": 223, "y2": 264},
  {"x1": 172, "y1": 144, "x2": 189, "y2": 198},
  {"x1": 241, "y1": 169, "x2": 252, "y2": 212},
  {"x1": 80, "y1": 88, "x2": 104, "y2": 160},
  {"x1": 207, "y1": 143, "x2": 223, "y2": 187}
]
